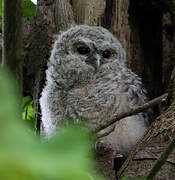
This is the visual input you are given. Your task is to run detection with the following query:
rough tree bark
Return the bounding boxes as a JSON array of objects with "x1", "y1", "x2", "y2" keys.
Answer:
[
  {"x1": 23, "y1": 0, "x2": 175, "y2": 179},
  {"x1": 117, "y1": 1, "x2": 175, "y2": 179},
  {"x1": 117, "y1": 81, "x2": 175, "y2": 180}
]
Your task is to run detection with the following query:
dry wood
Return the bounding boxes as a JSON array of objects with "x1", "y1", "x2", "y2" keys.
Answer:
[
  {"x1": 72, "y1": 0, "x2": 106, "y2": 26},
  {"x1": 147, "y1": 135, "x2": 175, "y2": 179},
  {"x1": 54, "y1": 0, "x2": 75, "y2": 32}
]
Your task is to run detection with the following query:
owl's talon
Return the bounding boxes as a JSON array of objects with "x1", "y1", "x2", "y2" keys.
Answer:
[{"x1": 95, "y1": 141, "x2": 113, "y2": 155}]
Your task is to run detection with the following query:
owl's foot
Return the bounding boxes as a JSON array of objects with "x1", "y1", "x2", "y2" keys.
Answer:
[{"x1": 95, "y1": 140, "x2": 114, "y2": 155}]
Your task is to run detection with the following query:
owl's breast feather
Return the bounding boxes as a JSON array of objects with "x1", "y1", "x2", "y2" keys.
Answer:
[{"x1": 66, "y1": 74, "x2": 128, "y2": 129}]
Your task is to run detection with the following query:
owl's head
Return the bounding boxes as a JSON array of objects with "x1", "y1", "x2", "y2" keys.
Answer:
[{"x1": 50, "y1": 25, "x2": 126, "y2": 71}]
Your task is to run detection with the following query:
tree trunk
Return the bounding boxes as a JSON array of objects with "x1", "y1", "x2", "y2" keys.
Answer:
[
  {"x1": 117, "y1": 1, "x2": 175, "y2": 179},
  {"x1": 2, "y1": 0, "x2": 23, "y2": 99},
  {"x1": 72, "y1": 0, "x2": 106, "y2": 26}
]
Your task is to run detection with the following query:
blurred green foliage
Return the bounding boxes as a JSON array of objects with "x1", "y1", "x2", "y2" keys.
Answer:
[
  {"x1": 121, "y1": 178, "x2": 148, "y2": 180},
  {"x1": 0, "y1": 0, "x2": 2, "y2": 26},
  {"x1": 0, "y1": 68, "x2": 103, "y2": 180}
]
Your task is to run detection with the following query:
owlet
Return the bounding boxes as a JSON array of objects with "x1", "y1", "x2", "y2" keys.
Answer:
[{"x1": 40, "y1": 25, "x2": 150, "y2": 156}]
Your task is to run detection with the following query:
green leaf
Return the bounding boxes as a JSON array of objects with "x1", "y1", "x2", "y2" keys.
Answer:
[
  {"x1": 23, "y1": 96, "x2": 33, "y2": 109},
  {"x1": 22, "y1": 96, "x2": 36, "y2": 131},
  {"x1": 0, "y1": 68, "x2": 103, "y2": 180},
  {"x1": 23, "y1": 0, "x2": 36, "y2": 19},
  {"x1": 121, "y1": 178, "x2": 148, "y2": 180}
]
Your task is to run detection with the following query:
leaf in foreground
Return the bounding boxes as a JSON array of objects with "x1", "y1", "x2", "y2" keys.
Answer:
[
  {"x1": 0, "y1": 69, "x2": 103, "y2": 180},
  {"x1": 121, "y1": 177, "x2": 148, "y2": 180}
]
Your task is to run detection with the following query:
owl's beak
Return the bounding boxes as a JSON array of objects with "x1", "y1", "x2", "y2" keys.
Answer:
[
  {"x1": 95, "y1": 54, "x2": 101, "y2": 71},
  {"x1": 86, "y1": 53, "x2": 101, "y2": 71}
]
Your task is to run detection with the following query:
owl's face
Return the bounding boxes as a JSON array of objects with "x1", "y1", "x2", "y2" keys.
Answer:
[
  {"x1": 50, "y1": 25, "x2": 126, "y2": 87},
  {"x1": 52, "y1": 25, "x2": 126, "y2": 67}
]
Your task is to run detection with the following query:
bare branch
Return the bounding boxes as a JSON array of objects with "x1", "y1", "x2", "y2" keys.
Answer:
[
  {"x1": 94, "y1": 93, "x2": 168, "y2": 134},
  {"x1": 96, "y1": 124, "x2": 116, "y2": 139}
]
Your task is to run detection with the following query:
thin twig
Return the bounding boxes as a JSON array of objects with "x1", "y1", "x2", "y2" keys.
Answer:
[
  {"x1": 94, "y1": 93, "x2": 168, "y2": 133},
  {"x1": 96, "y1": 124, "x2": 115, "y2": 139},
  {"x1": 147, "y1": 135, "x2": 175, "y2": 180}
]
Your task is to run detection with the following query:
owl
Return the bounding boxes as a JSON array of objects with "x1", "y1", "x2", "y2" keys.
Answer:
[{"x1": 40, "y1": 25, "x2": 150, "y2": 156}]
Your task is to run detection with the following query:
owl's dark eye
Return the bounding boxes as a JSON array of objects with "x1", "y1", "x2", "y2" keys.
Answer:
[
  {"x1": 77, "y1": 46, "x2": 90, "y2": 55},
  {"x1": 102, "y1": 50, "x2": 112, "y2": 59}
]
